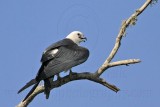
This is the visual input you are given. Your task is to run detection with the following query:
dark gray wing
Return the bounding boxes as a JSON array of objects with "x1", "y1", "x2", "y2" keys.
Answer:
[
  {"x1": 40, "y1": 45, "x2": 89, "y2": 79},
  {"x1": 41, "y1": 39, "x2": 75, "y2": 63}
]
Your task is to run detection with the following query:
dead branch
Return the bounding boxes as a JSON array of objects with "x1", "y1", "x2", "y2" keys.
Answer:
[
  {"x1": 108, "y1": 59, "x2": 141, "y2": 68},
  {"x1": 17, "y1": 0, "x2": 155, "y2": 107}
]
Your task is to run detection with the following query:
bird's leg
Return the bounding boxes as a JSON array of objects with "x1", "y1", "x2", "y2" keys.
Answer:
[
  {"x1": 56, "y1": 74, "x2": 63, "y2": 86},
  {"x1": 69, "y1": 69, "x2": 76, "y2": 78},
  {"x1": 49, "y1": 76, "x2": 54, "y2": 85},
  {"x1": 69, "y1": 69, "x2": 73, "y2": 74},
  {"x1": 57, "y1": 74, "x2": 61, "y2": 81}
]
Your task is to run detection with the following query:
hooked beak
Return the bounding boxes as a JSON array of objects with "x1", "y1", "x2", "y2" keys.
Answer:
[{"x1": 81, "y1": 37, "x2": 87, "y2": 42}]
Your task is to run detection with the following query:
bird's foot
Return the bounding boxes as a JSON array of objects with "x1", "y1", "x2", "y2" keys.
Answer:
[{"x1": 69, "y1": 69, "x2": 77, "y2": 78}]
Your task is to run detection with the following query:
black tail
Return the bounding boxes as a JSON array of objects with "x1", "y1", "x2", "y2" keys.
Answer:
[
  {"x1": 18, "y1": 79, "x2": 37, "y2": 94},
  {"x1": 23, "y1": 81, "x2": 40, "y2": 101},
  {"x1": 18, "y1": 65, "x2": 45, "y2": 101},
  {"x1": 18, "y1": 78, "x2": 40, "y2": 101}
]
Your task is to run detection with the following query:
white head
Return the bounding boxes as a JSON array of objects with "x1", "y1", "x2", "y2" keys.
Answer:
[{"x1": 66, "y1": 31, "x2": 87, "y2": 45}]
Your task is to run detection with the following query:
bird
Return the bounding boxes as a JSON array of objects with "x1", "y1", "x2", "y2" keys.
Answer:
[{"x1": 18, "y1": 31, "x2": 89, "y2": 101}]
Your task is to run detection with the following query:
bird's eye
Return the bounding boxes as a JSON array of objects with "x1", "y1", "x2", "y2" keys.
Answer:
[
  {"x1": 77, "y1": 33, "x2": 80, "y2": 36},
  {"x1": 77, "y1": 33, "x2": 82, "y2": 38}
]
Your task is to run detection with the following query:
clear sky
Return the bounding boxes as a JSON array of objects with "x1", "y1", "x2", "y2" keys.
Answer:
[{"x1": 0, "y1": 0, "x2": 159, "y2": 107}]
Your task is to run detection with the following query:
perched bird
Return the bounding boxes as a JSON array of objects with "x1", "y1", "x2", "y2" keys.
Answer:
[{"x1": 18, "y1": 31, "x2": 89, "y2": 101}]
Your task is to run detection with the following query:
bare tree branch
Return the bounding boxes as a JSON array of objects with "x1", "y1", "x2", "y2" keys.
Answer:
[
  {"x1": 17, "y1": 72, "x2": 120, "y2": 107},
  {"x1": 108, "y1": 59, "x2": 141, "y2": 68},
  {"x1": 17, "y1": 0, "x2": 155, "y2": 107},
  {"x1": 95, "y1": 0, "x2": 154, "y2": 76}
]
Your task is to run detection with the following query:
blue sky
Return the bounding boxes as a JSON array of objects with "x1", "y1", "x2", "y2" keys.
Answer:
[{"x1": 0, "y1": 0, "x2": 160, "y2": 107}]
